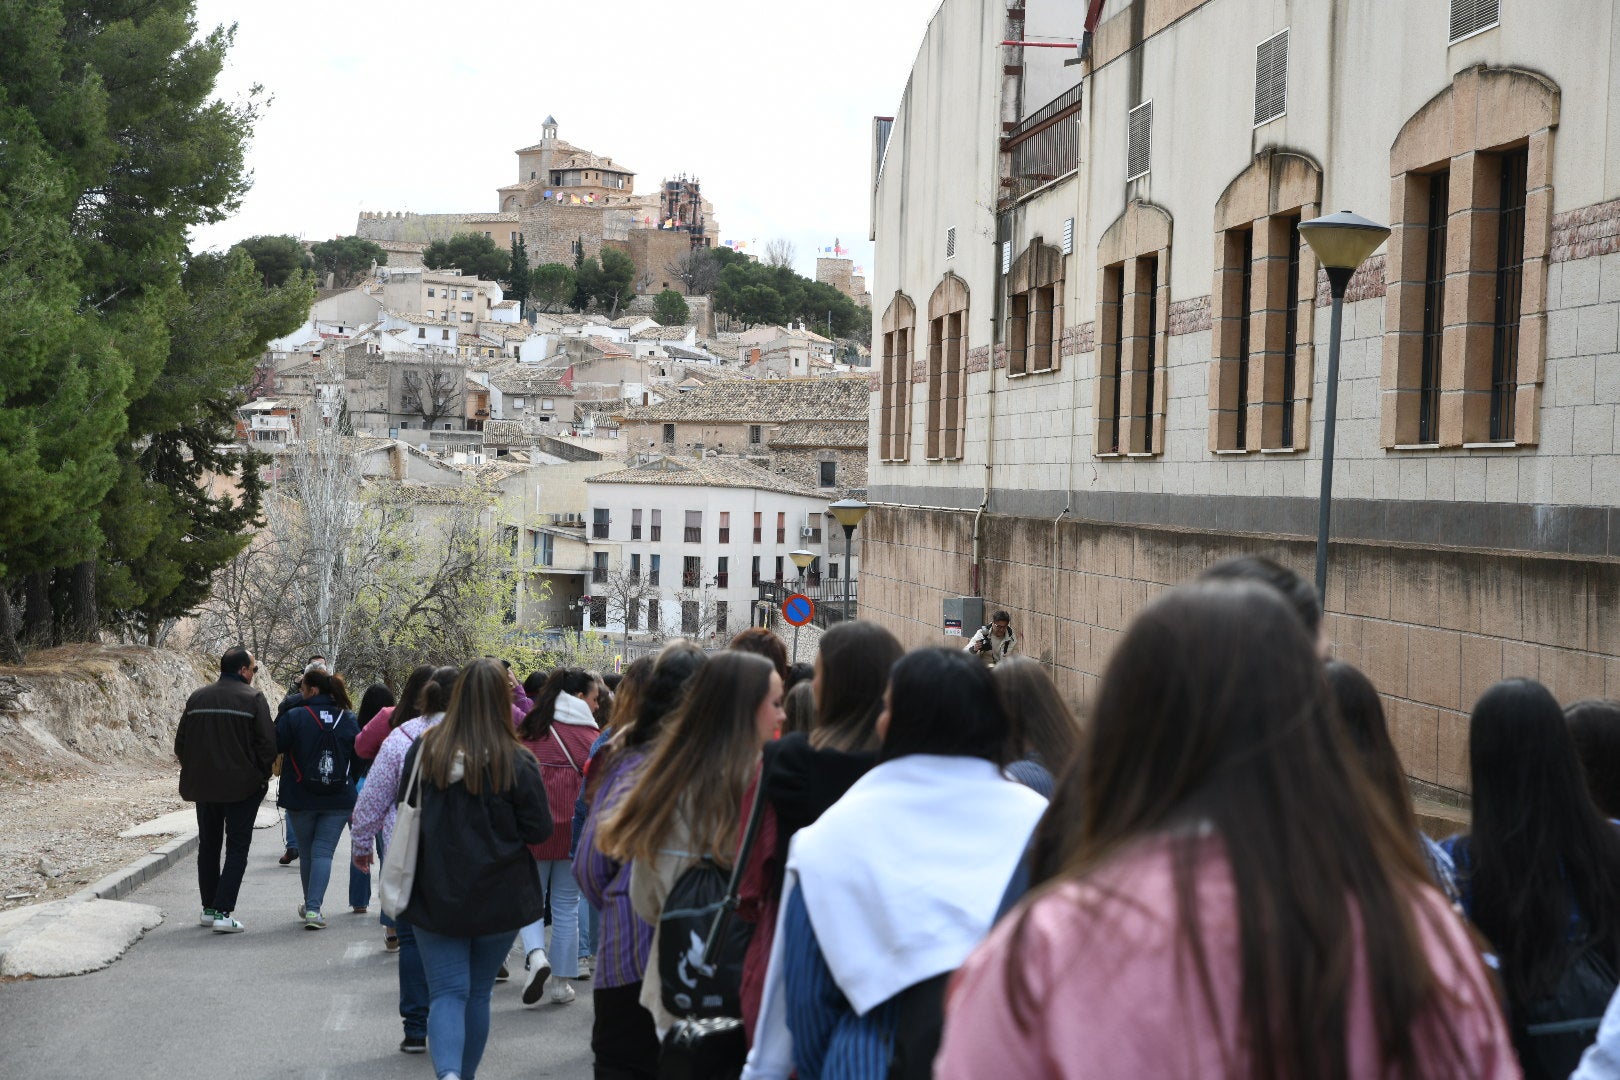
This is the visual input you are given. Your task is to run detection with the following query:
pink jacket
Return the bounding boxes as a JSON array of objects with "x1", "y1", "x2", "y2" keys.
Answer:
[{"x1": 936, "y1": 839, "x2": 1519, "y2": 1080}]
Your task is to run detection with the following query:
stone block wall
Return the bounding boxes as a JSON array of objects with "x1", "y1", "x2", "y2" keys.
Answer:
[{"x1": 860, "y1": 504, "x2": 1620, "y2": 796}]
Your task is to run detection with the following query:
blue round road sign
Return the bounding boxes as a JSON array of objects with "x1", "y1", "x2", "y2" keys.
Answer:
[{"x1": 783, "y1": 593, "x2": 815, "y2": 627}]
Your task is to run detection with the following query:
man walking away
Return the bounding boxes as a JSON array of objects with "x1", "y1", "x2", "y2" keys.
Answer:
[
  {"x1": 965, "y1": 611, "x2": 1018, "y2": 667},
  {"x1": 176, "y1": 647, "x2": 277, "y2": 933}
]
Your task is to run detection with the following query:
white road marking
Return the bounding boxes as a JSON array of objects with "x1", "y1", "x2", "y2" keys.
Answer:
[{"x1": 324, "y1": 993, "x2": 358, "y2": 1032}]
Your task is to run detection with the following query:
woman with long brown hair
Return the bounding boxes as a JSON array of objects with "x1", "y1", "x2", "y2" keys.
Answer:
[
  {"x1": 597, "y1": 650, "x2": 785, "y2": 1037},
  {"x1": 397, "y1": 659, "x2": 551, "y2": 1080},
  {"x1": 935, "y1": 581, "x2": 1514, "y2": 1079},
  {"x1": 574, "y1": 645, "x2": 703, "y2": 1080}
]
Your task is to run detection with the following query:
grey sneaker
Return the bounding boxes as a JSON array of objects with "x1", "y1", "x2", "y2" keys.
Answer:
[
  {"x1": 303, "y1": 910, "x2": 326, "y2": 930},
  {"x1": 296, "y1": 904, "x2": 306, "y2": 919},
  {"x1": 212, "y1": 915, "x2": 245, "y2": 934}
]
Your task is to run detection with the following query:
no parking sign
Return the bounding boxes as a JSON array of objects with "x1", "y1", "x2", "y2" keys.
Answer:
[{"x1": 782, "y1": 593, "x2": 815, "y2": 627}]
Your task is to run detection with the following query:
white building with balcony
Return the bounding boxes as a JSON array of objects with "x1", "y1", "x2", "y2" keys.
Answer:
[{"x1": 585, "y1": 455, "x2": 860, "y2": 642}]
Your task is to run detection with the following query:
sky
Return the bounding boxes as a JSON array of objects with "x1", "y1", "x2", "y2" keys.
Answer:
[{"x1": 190, "y1": 0, "x2": 945, "y2": 282}]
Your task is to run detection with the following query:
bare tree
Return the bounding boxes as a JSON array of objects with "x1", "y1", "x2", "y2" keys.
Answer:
[
  {"x1": 665, "y1": 248, "x2": 719, "y2": 295},
  {"x1": 596, "y1": 564, "x2": 662, "y2": 657},
  {"x1": 764, "y1": 238, "x2": 797, "y2": 269},
  {"x1": 674, "y1": 582, "x2": 730, "y2": 645},
  {"x1": 400, "y1": 353, "x2": 465, "y2": 430}
]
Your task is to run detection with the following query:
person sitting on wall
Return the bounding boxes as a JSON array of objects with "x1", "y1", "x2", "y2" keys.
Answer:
[{"x1": 965, "y1": 612, "x2": 1017, "y2": 667}]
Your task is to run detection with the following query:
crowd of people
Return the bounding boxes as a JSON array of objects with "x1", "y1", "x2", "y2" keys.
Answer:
[{"x1": 170, "y1": 554, "x2": 1620, "y2": 1080}]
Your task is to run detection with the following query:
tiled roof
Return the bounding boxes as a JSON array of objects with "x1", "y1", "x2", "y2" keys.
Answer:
[
  {"x1": 488, "y1": 362, "x2": 573, "y2": 394},
  {"x1": 384, "y1": 310, "x2": 455, "y2": 327},
  {"x1": 588, "y1": 455, "x2": 820, "y2": 498},
  {"x1": 609, "y1": 315, "x2": 651, "y2": 329},
  {"x1": 632, "y1": 325, "x2": 694, "y2": 341},
  {"x1": 585, "y1": 336, "x2": 631, "y2": 358},
  {"x1": 766, "y1": 421, "x2": 869, "y2": 449},
  {"x1": 611, "y1": 377, "x2": 869, "y2": 424}
]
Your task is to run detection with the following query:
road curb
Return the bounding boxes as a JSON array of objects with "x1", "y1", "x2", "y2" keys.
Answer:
[{"x1": 70, "y1": 831, "x2": 199, "y2": 904}]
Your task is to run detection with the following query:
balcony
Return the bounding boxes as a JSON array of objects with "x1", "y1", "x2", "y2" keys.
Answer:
[
  {"x1": 715, "y1": 572, "x2": 729, "y2": 588},
  {"x1": 684, "y1": 527, "x2": 702, "y2": 543},
  {"x1": 591, "y1": 567, "x2": 607, "y2": 584},
  {"x1": 718, "y1": 528, "x2": 730, "y2": 543},
  {"x1": 592, "y1": 523, "x2": 610, "y2": 539},
  {"x1": 650, "y1": 526, "x2": 662, "y2": 541}
]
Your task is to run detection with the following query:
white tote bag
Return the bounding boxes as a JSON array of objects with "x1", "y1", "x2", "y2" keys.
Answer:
[{"x1": 379, "y1": 744, "x2": 425, "y2": 919}]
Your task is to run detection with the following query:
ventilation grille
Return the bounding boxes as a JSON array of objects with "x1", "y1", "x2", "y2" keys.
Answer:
[
  {"x1": 1449, "y1": 0, "x2": 1499, "y2": 42},
  {"x1": 946, "y1": 226, "x2": 957, "y2": 260},
  {"x1": 1127, "y1": 101, "x2": 1153, "y2": 181},
  {"x1": 1001, "y1": 241, "x2": 1012, "y2": 275},
  {"x1": 1062, "y1": 218, "x2": 1075, "y2": 256},
  {"x1": 1253, "y1": 30, "x2": 1288, "y2": 126}
]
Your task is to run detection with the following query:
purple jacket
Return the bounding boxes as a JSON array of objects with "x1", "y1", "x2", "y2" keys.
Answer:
[{"x1": 572, "y1": 749, "x2": 654, "y2": 989}]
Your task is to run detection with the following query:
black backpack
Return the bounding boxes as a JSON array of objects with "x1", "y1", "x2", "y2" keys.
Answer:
[
  {"x1": 1513, "y1": 944, "x2": 1618, "y2": 1080},
  {"x1": 289, "y1": 706, "x2": 348, "y2": 796},
  {"x1": 658, "y1": 858, "x2": 753, "y2": 1020}
]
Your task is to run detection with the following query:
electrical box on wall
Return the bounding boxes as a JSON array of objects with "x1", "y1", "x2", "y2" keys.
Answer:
[{"x1": 942, "y1": 596, "x2": 984, "y2": 638}]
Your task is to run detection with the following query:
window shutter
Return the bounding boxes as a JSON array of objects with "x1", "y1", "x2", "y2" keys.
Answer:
[
  {"x1": 1449, "y1": 0, "x2": 1499, "y2": 42},
  {"x1": 1127, "y1": 102, "x2": 1153, "y2": 181},
  {"x1": 946, "y1": 226, "x2": 957, "y2": 260},
  {"x1": 1253, "y1": 30, "x2": 1288, "y2": 126},
  {"x1": 1062, "y1": 218, "x2": 1075, "y2": 256}
]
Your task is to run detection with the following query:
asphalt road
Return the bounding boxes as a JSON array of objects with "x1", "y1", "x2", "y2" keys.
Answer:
[{"x1": 0, "y1": 816, "x2": 595, "y2": 1080}]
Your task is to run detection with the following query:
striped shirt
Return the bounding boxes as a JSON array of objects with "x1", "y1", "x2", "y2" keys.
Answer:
[
  {"x1": 572, "y1": 749, "x2": 655, "y2": 989},
  {"x1": 782, "y1": 886, "x2": 898, "y2": 1079}
]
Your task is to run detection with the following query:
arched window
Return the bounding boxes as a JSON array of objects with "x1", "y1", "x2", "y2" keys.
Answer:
[
  {"x1": 1007, "y1": 238, "x2": 1065, "y2": 376},
  {"x1": 1095, "y1": 202, "x2": 1171, "y2": 457},
  {"x1": 879, "y1": 293, "x2": 916, "y2": 461},
  {"x1": 926, "y1": 275, "x2": 969, "y2": 461},
  {"x1": 1384, "y1": 66, "x2": 1558, "y2": 447}
]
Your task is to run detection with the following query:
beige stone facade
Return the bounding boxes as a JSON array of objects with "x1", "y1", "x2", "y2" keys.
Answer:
[{"x1": 868, "y1": 0, "x2": 1620, "y2": 798}]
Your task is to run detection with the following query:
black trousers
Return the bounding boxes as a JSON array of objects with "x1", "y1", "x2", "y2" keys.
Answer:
[
  {"x1": 592, "y1": 982, "x2": 661, "y2": 1080},
  {"x1": 195, "y1": 793, "x2": 261, "y2": 914}
]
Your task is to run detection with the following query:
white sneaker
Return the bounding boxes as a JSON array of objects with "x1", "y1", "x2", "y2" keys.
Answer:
[
  {"x1": 521, "y1": 949, "x2": 552, "y2": 1005},
  {"x1": 575, "y1": 954, "x2": 593, "y2": 980},
  {"x1": 212, "y1": 915, "x2": 245, "y2": 934},
  {"x1": 199, "y1": 909, "x2": 217, "y2": 926},
  {"x1": 546, "y1": 975, "x2": 576, "y2": 1004}
]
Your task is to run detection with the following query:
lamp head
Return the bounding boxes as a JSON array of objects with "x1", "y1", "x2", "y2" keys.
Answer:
[
  {"x1": 828, "y1": 498, "x2": 870, "y2": 530},
  {"x1": 789, "y1": 549, "x2": 817, "y2": 570},
  {"x1": 1298, "y1": 209, "x2": 1391, "y2": 271}
]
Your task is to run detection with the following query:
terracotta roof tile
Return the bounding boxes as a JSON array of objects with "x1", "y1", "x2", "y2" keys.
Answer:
[
  {"x1": 588, "y1": 455, "x2": 820, "y2": 498},
  {"x1": 612, "y1": 377, "x2": 869, "y2": 423}
]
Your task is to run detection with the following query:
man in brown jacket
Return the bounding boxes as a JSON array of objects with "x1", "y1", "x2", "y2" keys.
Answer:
[{"x1": 175, "y1": 647, "x2": 276, "y2": 932}]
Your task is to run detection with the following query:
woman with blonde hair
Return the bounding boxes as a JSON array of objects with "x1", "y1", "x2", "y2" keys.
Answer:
[
  {"x1": 396, "y1": 659, "x2": 552, "y2": 1080},
  {"x1": 597, "y1": 650, "x2": 785, "y2": 1037}
]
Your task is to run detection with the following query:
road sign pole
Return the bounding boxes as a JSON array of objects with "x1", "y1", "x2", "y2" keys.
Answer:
[{"x1": 792, "y1": 623, "x2": 800, "y2": 664}]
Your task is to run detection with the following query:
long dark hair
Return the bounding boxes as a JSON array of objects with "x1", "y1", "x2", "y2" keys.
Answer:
[
  {"x1": 519, "y1": 668, "x2": 595, "y2": 741},
  {"x1": 1324, "y1": 660, "x2": 1422, "y2": 843},
  {"x1": 392, "y1": 665, "x2": 436, "y2": 729},
  {"x1": 1014, "y1": 581, "x2": 1469, "y2": 1078},
  {"x1": 1462, "y1": 679, "x2": 1620, "y2": 1009},
  {"x1": 584, "y1": 655, "x2": 653, "y2": 801},
  {"x1": 357, "y1": 683, "x2": 396, "y2": 727},
  {"x1": 811, "y1": 620, "x2": 904, "y2": 753},
  {"x1": 880, "y1": 648, "x2": 1010, "y2": 764},
  {"x1": 1567, "y1": 699, "x2": 1620, "y2": 821},
  {"x1": 598, "y1": 651, "x2": 775, "y2": 864},
  {"x1": 992, "y1": 655, "x2": 1082, "y2": 776},
  {"x1": 417, "y1": 660, "x2": 526, "y2": 796},
  {"x1": 417, "y1": 666, "x2": 460, "y2": 716},
  {"x1": 727, "y1": 627, "x2": 789, "y2": 680}
]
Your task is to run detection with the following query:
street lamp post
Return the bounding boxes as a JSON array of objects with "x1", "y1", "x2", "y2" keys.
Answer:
[
  {"x1": 788, "y1": 548, "x2": 816, "y2": 663},
  {"x1": 828, "y1": 499, "x2": 869, "y2": 625},
  {"x1": 1298, "y1": 209, "x2": 1391, "y2": 605}
]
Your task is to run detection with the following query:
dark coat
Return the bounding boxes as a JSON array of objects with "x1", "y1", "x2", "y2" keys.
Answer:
[
  {"x1": 397, "y1": 740, "x2": 552, "y2": 937},
  {"x1": 275, "y1": 694, "x2": 360, "y2": 812},
  {"x1": 175, "y1": 675, "x2": 277, "y2": 804}
]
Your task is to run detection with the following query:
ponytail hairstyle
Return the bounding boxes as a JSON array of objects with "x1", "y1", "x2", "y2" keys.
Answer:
[
  {"x1": 300, "y1": 668, "x2": 352, "y2": 710},
  {"x1": 416, "y1": 665, "x2": 460, "y2": 717},
  {"x1": 392, "y1": 665, "x2": 436, "y2": 729},
  {"x1": 520, "y1": 668, "x2": 596, "y2": 740}
]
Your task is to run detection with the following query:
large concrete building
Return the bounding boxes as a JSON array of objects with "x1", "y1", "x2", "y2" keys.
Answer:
[{"x1": 866, "y1": 0, "x2": 1620, "y2": 802}]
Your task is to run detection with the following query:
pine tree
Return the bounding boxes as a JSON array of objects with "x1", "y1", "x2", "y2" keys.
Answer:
[{"x1": 505, "y1": 235, "x2": 531, "y2": 308}]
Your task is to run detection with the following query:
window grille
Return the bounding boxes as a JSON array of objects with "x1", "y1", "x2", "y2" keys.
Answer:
[
  {"x1": 1127, "y1": 102, "x2": 1153, "y2": 181},
  {"x1": 1253, "y1": 30, "x2": 1288, "y2": 126},
  {"x1": 1062, "y1": 218, "x2": 1075, "y2": 256},
  {"x1": 946, "y1": 227, "x2": 957, "y2": 260}
]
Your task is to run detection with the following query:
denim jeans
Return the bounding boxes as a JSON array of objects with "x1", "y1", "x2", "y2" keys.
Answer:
[
  {"x1": 395, "y1": 914, "x2": 429, "y2": 1039},
  {"x1": 285, "y1": 809, "x2": 347, "y2": 915},
  {"x1": 414, "y1": 926, "x2": 516, "y2": 1080},
  {"x1": 520, "y1": 859, "x2": 581, "y2": 977},
  {"x1": 348, "y1": 776, "x2": 372, "y2": 911},
  {"x1": 282, "y1": 811, "x2": 298, "y2": 852},
  {"x1": 581, "y1": 901, "x2": 600, "y2": 959}
]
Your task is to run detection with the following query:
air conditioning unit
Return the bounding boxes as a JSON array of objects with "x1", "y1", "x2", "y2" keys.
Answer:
[{"x1": 800, "y1": 527, "x2": 814, "y2": 538}]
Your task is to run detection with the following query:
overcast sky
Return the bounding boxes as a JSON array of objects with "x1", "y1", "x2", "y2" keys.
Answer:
[{"x1": 189, "y1": 0, "x2": 945, "y2": 281}]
